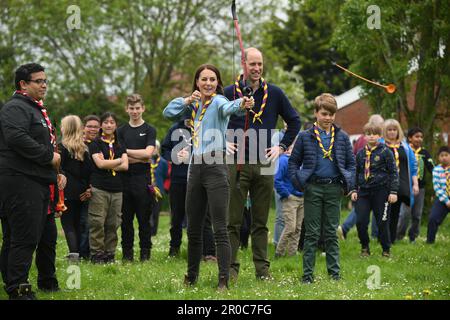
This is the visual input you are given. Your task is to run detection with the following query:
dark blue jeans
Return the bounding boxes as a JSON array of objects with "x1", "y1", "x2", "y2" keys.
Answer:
[
  {"x1": 169, "y1": 183, "x2": 187, "y2": 249},
  {"x1": 79, "y1": 201, "x2": 90, "y2": 259},
  {"x1": 427, "y1": 199, "x2": 449, "y2": 243},
  {"x1": 342, "y1": 206, "x2": 379, "y2": 238}
]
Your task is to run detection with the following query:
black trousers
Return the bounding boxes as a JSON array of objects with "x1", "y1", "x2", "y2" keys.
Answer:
[
  {"x1": 121, "y1": 174, "x2": 153, "y2": 251},
  {"x1": 169, "y1": 183, "x2": 187, "y2": 248},
  {"x1": 389, "y1": 194, "x2": 410, "y2": 244},
  {"x1": 356, "y1": 188, "x2": 391, "y2": 252},
  {"x1": 186, "y1": 161, "x2": 231, "y2": 281},
  {"x1": 150, "y1": 198, "x2": 162, "y2": 236},
  {"x1": 60, "y1": 199, "x2": 83, "y2": 253},
  {"x1": 203, "y1": 211, "x2": 216, "y2": 256},
  {"x1": 36, "y1": 214, "x2": 58, "y2": 289},
  {"x1": 79, "y1": 201, "x2": 90, "y2": 258},
  {"x1": 0, "y1": 175, "x2": 57, "y2": 293}
]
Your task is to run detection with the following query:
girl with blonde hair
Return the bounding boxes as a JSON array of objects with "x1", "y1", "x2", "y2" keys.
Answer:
[
  {"x1": 59, "y1": 115, "x2": 92, "y2": 262},
  {"x1": 382, "y1": 119, "x2": 418, "y2": 245}
]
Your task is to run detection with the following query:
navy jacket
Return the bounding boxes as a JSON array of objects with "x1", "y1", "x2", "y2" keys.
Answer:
[
  {"x1": 161, "y1": 119, "x2": 190, "y2": 184},
  {"x1": 355, "y1": 143, "x2": 399, "y2": 194},
  {"x1": 288, "y1": 125, "x2": 356, "y2": 193},
  {"x1": 225, "y1": 81, "x2": 301, "y2": 160}
]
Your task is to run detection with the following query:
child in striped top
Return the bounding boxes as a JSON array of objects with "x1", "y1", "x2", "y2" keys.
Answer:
[{"x1": 426, "y1": 146, "x2": 450, "y2": 243}]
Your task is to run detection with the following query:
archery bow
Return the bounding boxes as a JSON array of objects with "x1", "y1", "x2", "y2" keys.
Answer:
[
  {"x1": 232, "y1": 0, "x2": 253, "y2": 97},
  {"x1": 231, "y1": 0, "x2": 252, "y2": 190}
]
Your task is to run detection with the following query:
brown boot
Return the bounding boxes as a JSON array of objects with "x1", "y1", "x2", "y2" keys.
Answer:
[
  {"x1": 184, "y1": 274, "x2": 197, "y2": 286},
  {"x1": 217, "y1": 276, "x2": 228, "y2": 291}
]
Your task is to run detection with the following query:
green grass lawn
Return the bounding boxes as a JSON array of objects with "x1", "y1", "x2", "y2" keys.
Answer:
[{"x1": 0, "y1": 208, "x2": 449, "y2": 300}]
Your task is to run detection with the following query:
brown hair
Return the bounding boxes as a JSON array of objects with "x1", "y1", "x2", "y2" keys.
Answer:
[
  {"x1": 83, "y1": 114, "x2": 100, "y2": 125},
  {"x1": 126, "y1": 93, "x2": 144, "y2": 107},
  {"x1": 314, "y1": 93, "x2": 337, "y2": 114},
  {"x1": 192, "y1": 64, "x2": 224, "y2": 95},
  {"x1": 363, "y1": 122, "x2": 382, "y2": 136}
]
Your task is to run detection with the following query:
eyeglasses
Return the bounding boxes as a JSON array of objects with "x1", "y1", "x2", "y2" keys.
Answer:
[{"x1": 27, "y1": 79, "x2": 48, "y2": 85}]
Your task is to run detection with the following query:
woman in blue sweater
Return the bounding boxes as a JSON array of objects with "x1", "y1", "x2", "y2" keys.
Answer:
[{"x1": 163, "y1": 64, "x2": 253, "y2": 290}]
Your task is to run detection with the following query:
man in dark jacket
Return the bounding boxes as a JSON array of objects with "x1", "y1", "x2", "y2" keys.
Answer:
[
  {"x1": 0, "y1": 63, "x2": 61, "y2": 299},
  {"x1": 225, "y1": 48, "x2": 301, "y2": 280},
  {"x1": 288, "y1": 93, "x2": 355, "y2": 283}
]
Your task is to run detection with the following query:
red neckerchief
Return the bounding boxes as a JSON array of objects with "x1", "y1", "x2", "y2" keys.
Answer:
[
  {"x1": 49, "y1": 184, "x2": 55, "y2": 215},
  {"x1": 15, "y1": 90, "x2": 56, "y2": 148}
]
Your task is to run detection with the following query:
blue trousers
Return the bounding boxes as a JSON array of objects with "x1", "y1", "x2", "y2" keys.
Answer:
[
  {"x1": 342, "y1": 206, "x2": 379, "y2": 238},
  {"x1": 273, "y1": 190, "x2": 284, "y2": 246},
  {"x1": 426, "y1": 199, "x2": 449, "y2": 243}
]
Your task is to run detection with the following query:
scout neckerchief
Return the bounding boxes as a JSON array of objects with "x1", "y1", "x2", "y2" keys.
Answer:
[
  {"x1": 100, "y1": 133, "x2": 116, "y2": 176},
  {"x1": 189, "y1": 93, "x2": 216, "y2": 148},
  {"x1": 234, "y1": 75, "x2": 268, "y2": 124},
  {"x1": 386, "y1": 141, "x2": 400, "y2": 169},
  {"x1": 410, "y1": 144, "x2": 423, "y2": 180},
  {"x1": 364, "y1": 144, "x2": 378, "y2": 180},
  {"x1": 15, "y1": 90, "x2": 56, "y2": 148},
  {"x1": 313, "y1": 122, "x2": 335, "y2": 161},
  {"x1": 15, "y1": 91, "x2": 67, "y2": 215},
  {"x1": 149, "y1": 156, "x2": 162, "y2": 201}
]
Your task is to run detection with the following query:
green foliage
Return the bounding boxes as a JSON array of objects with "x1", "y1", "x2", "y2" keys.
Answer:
[
  {"x1": 333, "y1": 0, "x2": 450, "y2": 149},
  {"x1": 262, "y1": 0, "x2": 352, "y2": 101},
  {"x1": 0, "y1": 0, "x2": 283, "y2": 139}
]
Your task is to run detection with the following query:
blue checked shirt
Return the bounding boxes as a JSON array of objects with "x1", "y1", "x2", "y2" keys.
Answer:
[{"x1": 432, "y1": 165, "x2": 450, "y2": 204}]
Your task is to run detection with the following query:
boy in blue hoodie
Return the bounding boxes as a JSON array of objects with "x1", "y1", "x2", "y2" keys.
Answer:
[{"x1": 274, "y1": 141, "x2": 304, "y2": 257}]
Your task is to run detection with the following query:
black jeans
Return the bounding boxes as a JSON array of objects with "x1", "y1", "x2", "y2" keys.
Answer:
[
  {"x1": 203, "y1": 211, "x2": 216, "y2": 256},
  {"x1": 0, "y1": 175, "x2": 55, "y2": 293},
  {"x1": 121, "y1": 174, "x2": 153, "y2": 251},
  {"x1": 169, "y1": 183, "x2": 187, "y2": 248},
  {"x1": 356, "y1": 188, "x2": 391, "y2": 252},
  {"x1": 186, "y1": 161, "x2": 231, "y2": 281},
  {"x1": 60, "y1": 199, "x2": 83, "y2": 253}
]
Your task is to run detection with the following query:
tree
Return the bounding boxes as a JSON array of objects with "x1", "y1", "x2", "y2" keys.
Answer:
[
  {"x1": 333, "y1": 0, "x2": 450, "y2": 148},
  {"x1": 261, "y1": 0, "x2": 352, "y2": 101}
]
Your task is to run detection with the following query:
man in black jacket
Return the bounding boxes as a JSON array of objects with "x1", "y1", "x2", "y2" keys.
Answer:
[{"x1": 0, "y1": 63, "x2": 61, "y2": 300}]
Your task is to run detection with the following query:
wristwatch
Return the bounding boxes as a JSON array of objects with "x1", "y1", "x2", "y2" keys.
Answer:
[{"x1": 279, "y1": 143, "x2": 287, "y2": 152}]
